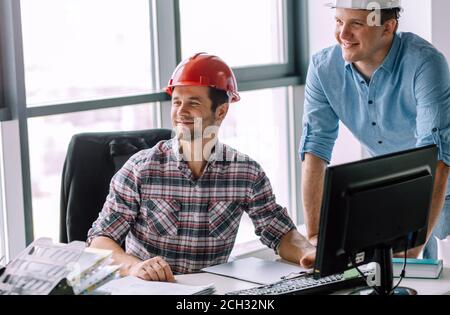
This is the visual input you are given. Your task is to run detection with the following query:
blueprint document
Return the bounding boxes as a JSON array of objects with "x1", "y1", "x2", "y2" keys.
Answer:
[
  {"x1": 202, "y1": 257, "x2": 311, "y2": 285},
  {"x1": 97, "y1": 276, "x2": 216, "y2": 295}
]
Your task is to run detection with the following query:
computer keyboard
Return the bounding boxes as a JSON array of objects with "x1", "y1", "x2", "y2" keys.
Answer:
[{"x1": 226, "y1": 272, "x2": 368, "y2": 295}]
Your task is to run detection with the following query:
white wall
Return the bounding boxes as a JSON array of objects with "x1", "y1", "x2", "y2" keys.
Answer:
[
  {"x1": 398, "y1": 0, "x2": 432, "y2": 41},
  {"x1": 431, "y1": 0, "x2": 450, "y2": 61}
]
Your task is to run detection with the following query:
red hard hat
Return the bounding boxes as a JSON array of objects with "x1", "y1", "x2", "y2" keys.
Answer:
[{"x1": 166, "y1": 53, "x2": 240, "y2": 103}]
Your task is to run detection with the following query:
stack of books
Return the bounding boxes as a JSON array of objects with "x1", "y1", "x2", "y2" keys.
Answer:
[{"x1": 392, "y1": 258, "x2": 443, "y2": 279}]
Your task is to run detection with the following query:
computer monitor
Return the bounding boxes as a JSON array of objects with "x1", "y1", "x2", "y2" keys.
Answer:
[{"x1": 314, "y1": 145, "x2": 438, "y2": 295}]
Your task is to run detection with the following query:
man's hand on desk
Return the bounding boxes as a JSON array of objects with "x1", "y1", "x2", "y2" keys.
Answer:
[
  {"x1": 128, "y1": 256, "x2": 175, "y2": 282},
  {"x1": 279, "y1": 229, "x2": 317, "y2": 269},
  {"x1": 89, "y1": 237, "x2": 176, "y2": 282},
  {"x1": 299, "y1": 247, "x2": 316, "y2": 269},
  {"x1": 308, "y1": 235, "x2": 318, "y2": 247}
]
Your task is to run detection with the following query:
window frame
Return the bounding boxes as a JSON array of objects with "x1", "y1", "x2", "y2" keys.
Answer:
[
  {"x1": 0, "y1": 109, "x2": 10, "y2": 121},
  {"x1": 0, "y1": 0, "x2": 31, "y2": 257},
  {"x1": 0, "y1": 0, "x2": 310, "y2": 251},
  {"x1": 175, "y1": 0, "x2": 297, "y2": 80},
  {"x1": 0, "y1": 131, "x2": 6, "y2": 262}
]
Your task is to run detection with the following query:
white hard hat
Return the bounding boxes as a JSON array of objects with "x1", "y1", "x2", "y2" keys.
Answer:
[{"x1": 326, "y1": 0, "x2": 401, "y2": 10}]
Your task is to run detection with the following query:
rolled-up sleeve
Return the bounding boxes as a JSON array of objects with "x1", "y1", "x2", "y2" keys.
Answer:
[
  {"x1": 86, "y1": 155, "x2": 142, "y2": 245},
  {"x1": 247, "y1": 169, "x2": 296, "y2": 253},
  {"x1": 415, "y1": 53, "x2": 450, "y2": 166},
  {"x1": 299, "y1": 57, "x2": 340, "y2": 164}
]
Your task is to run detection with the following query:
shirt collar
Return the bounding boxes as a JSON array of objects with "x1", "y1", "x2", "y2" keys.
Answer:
[
  {"x1": 170, "y1": 137, "x2": 224, "y2": 165},
  {"x1": 344, "y1": 33, "x2": 401, "y2": 74},
  {"x1": 380, "y1": 33, "x2": 400, "y2": 73},
  {"x1": 170, "y1": 137, "x2": 183, "y2": 163}
]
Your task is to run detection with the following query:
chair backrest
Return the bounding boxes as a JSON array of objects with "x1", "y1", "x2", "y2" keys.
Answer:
[{"x1": 60, "y1": 129, "x2": 173, "y2": 243}]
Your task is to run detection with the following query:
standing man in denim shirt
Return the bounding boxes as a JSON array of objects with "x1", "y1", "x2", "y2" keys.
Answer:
[{"x1": 300, "y1": 0, "x2": 450, "y2": 259}]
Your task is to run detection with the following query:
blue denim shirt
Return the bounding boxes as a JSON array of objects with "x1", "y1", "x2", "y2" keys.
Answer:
[{"x1": 300, "y1": 32, "x2": 450, "y2": 195}]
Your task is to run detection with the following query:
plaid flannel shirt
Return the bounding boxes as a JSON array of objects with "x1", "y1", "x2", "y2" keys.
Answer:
[{"x1": 87, "y1": 138, "x2": 296, "y2": 274}]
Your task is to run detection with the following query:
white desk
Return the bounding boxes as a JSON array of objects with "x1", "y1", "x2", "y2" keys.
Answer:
[
  {"x1": 176, "y1": 267, "x2": 450, "y2": 295},
  {"x1": 397, "y1": 268, "x2": 450, "y2": 295},
  {"x1": 176, "y1": 272, "x2": 258, "y2": 295}
]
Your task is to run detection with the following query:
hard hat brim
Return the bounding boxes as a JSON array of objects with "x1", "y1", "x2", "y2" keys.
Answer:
[
  {"x1": 166, "y1": 82, "x2": 241, "y2": 103},
  {"x1": 325, "y1": 2, "x2": 401, "y2": 9}
]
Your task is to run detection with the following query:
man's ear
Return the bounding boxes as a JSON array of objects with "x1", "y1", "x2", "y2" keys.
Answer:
[
  {"x1": 215, "y1": 103, "x2": 229, "y2": 123},
  {"x1": 383, "y1": 19, "x2": 397, "y2": 36}
]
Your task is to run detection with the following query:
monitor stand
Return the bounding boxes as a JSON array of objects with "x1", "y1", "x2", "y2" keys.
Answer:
[{"x1": 350, "y1": 246, "x2": 417, "y2": 296}]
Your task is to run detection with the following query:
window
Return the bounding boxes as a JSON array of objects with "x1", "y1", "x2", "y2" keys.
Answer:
[
  {"x1": 28, "y1": 104, "x2": 157, "y2": 241},
  {"x1": 179, "y1": 0, "x2": 286, "y2": 68},
  {"x1": 220, "y1": 88, "x2": 291, "y2": 244},
  {"x1": 20, "y1": 0, "x2": 153, "y2": 106},
  {"x1": 16, "y1": 0, "x2": 160, "y2": 242}
]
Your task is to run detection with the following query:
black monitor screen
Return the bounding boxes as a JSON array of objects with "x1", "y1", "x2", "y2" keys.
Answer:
[{"x1": 314, "y1": 145, "x2": 438, "y2": 283}]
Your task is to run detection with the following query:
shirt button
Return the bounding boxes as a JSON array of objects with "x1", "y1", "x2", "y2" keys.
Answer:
[
  {"x1": 432, "y1": 128, "x2": 438, "y2": 133},
  {"x1": 368, "y1": 100, "x2": 374, "y2": 105},
  {"x1": 378, "y1": 141, "x2": 383, "y2": 144},
  {"x1": 372, "y1": 122, "x2": 377, "y2": 126}
]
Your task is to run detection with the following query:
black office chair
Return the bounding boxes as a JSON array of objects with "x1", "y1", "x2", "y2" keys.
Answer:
[{"x1": 60, "y1": 128, "x2": 173, "y2": 243}]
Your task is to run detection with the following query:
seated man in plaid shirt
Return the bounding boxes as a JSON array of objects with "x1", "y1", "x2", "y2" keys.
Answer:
[{"x1": 87, "y1": 53, "x2": 316, "y2": 282}]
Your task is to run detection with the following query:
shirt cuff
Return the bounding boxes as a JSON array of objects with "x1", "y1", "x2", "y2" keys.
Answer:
[
  {"x1": 417, "y1": 131, "x2": 450, "y2": 166},
  {"x1": 299, "y1": 135, "x2": 333, "y2": 163},
  {"x1": 299, "y1": 143, "x2": 332, "y2": 164},
  {"x1": 259, "y1": 208, "x2": 297, "y2": 254}
]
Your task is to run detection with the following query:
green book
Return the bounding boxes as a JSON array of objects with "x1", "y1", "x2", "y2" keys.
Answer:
[{"x1": 392, "y1": 258, "x2": 443, "y2": 279}]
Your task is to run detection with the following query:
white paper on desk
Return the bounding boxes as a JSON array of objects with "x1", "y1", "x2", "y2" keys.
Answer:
[
  {"x1": 96, "y1": 276, "x2": 215, "y2": 295},
  {"x1": 436, "y1": 236, "x2": 450, "y2": 268},
  {"x1": 201, "y1": 257, "x2": 310, "y2": 285}
]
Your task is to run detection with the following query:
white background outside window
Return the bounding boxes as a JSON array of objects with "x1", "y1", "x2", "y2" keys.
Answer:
[
  {"x1": 179, "y1": 0, "x2": 285, "y2": 67},
  {"x1": 21, "y1": 0, "x2": 153, "y2": 106}
]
